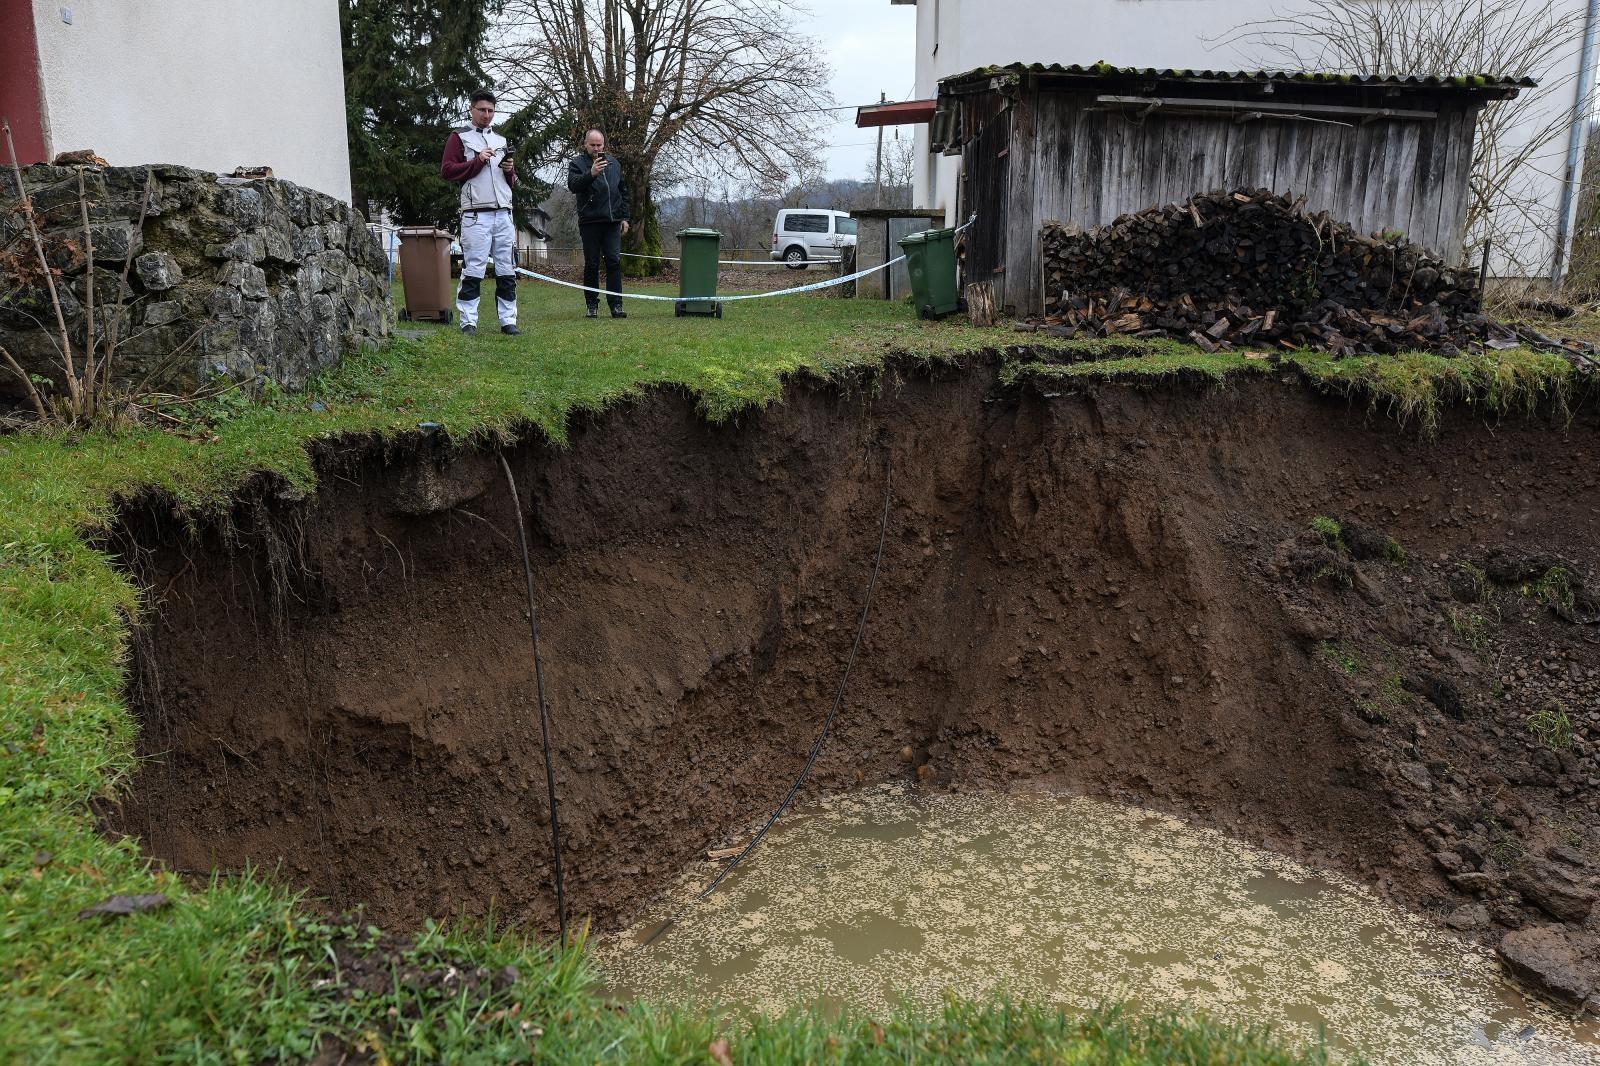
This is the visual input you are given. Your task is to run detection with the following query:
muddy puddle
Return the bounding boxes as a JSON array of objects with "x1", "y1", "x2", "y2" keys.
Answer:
[{"x1": 597, "y1": 785, "x2": 1599, "y2": 1064}]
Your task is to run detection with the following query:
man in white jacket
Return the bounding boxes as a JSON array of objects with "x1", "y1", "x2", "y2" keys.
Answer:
[{"x1": 439, "y1": 90, "x2": 520, "y2": 335}]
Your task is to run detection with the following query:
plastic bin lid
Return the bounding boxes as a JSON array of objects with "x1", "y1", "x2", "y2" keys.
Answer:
[
  {"x1": 898, "y1": 226, "x2": 956, "y2": 246},
  {"x1": 398, "y1": 227, "x2": 453, "y2": 239},
  {"x1": 676, "y1": 227, "x2": 722, "y2": 239}
]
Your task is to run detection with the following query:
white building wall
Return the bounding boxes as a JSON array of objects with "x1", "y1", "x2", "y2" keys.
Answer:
[
  {"x1": 30, "y1": 0, "x2": 352, "y2": 202},
  {"x1": 906, "y1": 0, "x2": 1591, "y2": 276}
]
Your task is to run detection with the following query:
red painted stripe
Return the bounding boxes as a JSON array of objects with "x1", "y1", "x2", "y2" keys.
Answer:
[{"x1": 0, "y1": 0, "x2": 47, "y2": 164}]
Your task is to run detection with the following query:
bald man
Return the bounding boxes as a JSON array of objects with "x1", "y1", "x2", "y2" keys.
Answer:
[{"x1": 566, "y1": 130, "x2": 631, "y2": 318}]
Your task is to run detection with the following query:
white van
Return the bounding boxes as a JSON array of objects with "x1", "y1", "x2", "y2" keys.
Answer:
[{"x1": 771, "y1": 209, "x2": 857, "y2": 268}]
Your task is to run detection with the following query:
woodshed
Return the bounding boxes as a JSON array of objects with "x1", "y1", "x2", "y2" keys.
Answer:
[{"x1": 934, "y1": 63, "x2": 1529, "y2": 315}]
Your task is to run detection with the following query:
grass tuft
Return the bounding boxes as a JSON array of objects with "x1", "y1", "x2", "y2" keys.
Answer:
[
  {"x1": 1446, "y1": 605, "x2": 1495, "y2": 651},
  {"x1": 1319, "y1": 640, "x2": 1362, "y2": 675},
  {"x1": 1526, "y1": 704, "x2": 1575, "y2": 752},
  {"x1": 1310, "y1": 515, "x2": 1345, "y2": 549},
  {"x1": 1288, "y1": 348, "x2": 1576, "y2": 436},
  {"x1": 1523, "y1": 566, "x2": 1577, "y2": 613}
]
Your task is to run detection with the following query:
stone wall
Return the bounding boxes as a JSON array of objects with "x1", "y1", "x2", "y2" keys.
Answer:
[{"x1": 1, "y1": 164, "x2": 390, "y2": 397}]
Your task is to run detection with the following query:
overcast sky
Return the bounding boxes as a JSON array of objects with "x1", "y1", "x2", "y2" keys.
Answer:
[{"x1": 795, "y1": 0, "x2": 919, "y2": 180}]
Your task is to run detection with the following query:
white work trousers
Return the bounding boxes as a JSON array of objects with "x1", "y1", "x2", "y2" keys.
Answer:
[{"x1": 457, "y1": 208, "x2": 517, "y2": 327}]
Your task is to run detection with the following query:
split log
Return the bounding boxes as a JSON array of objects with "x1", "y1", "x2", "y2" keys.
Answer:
[{"x1": 966, "y1": 281, "x2": 996, "y2": 328}]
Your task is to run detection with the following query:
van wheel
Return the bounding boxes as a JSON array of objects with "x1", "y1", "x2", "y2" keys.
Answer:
[{"x1": 784, "y1": 246, "x2": 807, "y2": 270}]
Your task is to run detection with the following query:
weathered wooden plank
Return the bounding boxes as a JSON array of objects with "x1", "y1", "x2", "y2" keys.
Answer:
[
  {"x1": 1429, "y1": 107, "x2": 1459, "y2": 261},
  {"x1": 1037, "y1": 93, "x2": 1082, "y2": 231},
  {"x1": 1108, "y1": 111, "x2": 1161, "y2": 220},
  {"x1": 1186, "y1": 115, "x2": 1230, "y2": 202},
  {"x1": 1224, "y1": 112, "x2": 1271, "y2": 194},
  {"x1": 1437, "y1": 106, "x2": 1475, "y2": 262},
  {"x1": 962, "y1": 104, "x2": 1009, "y2": 281},
  {"x1": 1118, "y1": 110, "x2": 1151, "y2": 220},
  {"x1": 1294, "y1": 126, "x2": 1334, "y2": 215},
  {"x1": 1379, "y1": 122, "x2": 1421, "y2": 245},
  {"x1": 1409, "y1": 111, "x2": 1452, "y2": 258},
  {"x1": 1024, "y1": 93, "x2": 1070, "y2": 312},
  {"x1": 1079, "y1": 98, "x2": 1106, "y2": 226},
  {"x1": 1271, "y1": 119, "x2": 1312, "y2": 204},
  {"x1": 1153, "y1": 114, "x2": 1189, "y2": 209},
  {"x1": 1004, "y1": 88, "x2": 1040, "y2": 314},
  {"x1": 1352, "y1": 121, "x2": 1387, "y2": 237}
]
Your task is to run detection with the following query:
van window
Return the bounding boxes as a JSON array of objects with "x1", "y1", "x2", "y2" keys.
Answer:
[
  {"x1": 834, "y1": 217, "x2": 857, "y2": 236},
  {"x1": 783, "y1": 213, "x2": 829, "y2": 234}
]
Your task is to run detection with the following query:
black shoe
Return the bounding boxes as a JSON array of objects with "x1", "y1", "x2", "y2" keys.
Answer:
[
  {"x1": 501, "y1": 324, "x2": 521, "y2": 336},
  {"x1": 610, "y1": 308, "x2": 627, "y2": 319},
  {"x1": 585, "y1": 307, "x2": 599, "y2": 318},
  {"x1": 461, "y1": 324, "x2": 477, "y2": 336}
]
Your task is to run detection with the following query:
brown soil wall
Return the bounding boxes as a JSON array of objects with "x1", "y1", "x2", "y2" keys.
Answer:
[{"x1": 103, "y1": 366, "x2": 1600, "y2": 984}]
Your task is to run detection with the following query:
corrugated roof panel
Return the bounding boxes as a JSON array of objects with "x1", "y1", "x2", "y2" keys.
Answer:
[{"x1": 941, "y1": 62, "x2": 1534, "y2": 93}]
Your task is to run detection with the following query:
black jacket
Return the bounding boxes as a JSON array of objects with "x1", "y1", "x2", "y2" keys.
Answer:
[{"x1": 566, "y1": 154, "x2": 630, "y2": 225}]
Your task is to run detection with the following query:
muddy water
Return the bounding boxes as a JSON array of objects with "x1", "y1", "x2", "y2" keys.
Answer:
[{"x1": 598, "y1": 785, "x2": 1599, "y2": 1064}]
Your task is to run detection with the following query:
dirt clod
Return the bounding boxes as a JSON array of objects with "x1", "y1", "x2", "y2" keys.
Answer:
[{"x1": 77, "y1": 893, "x2": 170, "y2": 920}]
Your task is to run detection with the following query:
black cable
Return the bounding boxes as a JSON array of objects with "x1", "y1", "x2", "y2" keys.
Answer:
[
  {"x1": 497, "y1": 450, "x2": 569, "y2": 949},
  {"x1": 643, "y1": 445, "x2": 894, "y2": 947}
]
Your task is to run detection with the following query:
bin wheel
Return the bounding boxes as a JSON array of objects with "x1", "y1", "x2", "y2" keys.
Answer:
[
  {"x1": 714, "y1": 304, "x2": 723, "y2": 319},
  {"x1": 399, "y1": 308, "x2": 411, "y2": 322},
  {"x1": 440, "y1": 310, "x2": 452, "y2": 325},
  {"x1": 957, "y1": 297, "x2": 969, "y2": 313},
  {"x1": 918, "y1": 304, "x2": 934, "y2": 321},
  {"x1": 675, "y1": 301, "x2": 685, "y2": 317}
]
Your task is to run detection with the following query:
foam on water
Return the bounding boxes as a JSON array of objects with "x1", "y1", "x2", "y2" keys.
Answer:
[{"x1": 597, "y1": 784, "x2": 1599, "y2": 1064}]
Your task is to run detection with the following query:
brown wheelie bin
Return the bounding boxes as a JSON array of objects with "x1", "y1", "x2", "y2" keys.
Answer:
[{"x1": 397, "y1": 227, "x2": 454, "y2": 323}]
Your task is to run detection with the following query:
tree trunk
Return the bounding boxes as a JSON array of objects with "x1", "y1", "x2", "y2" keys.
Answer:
[{"x1": 624, "y1": 179, "x2": 665, "y2": 277}]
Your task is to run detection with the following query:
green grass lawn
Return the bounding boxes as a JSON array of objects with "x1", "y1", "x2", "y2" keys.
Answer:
[{"x1": 1, "y1": 277, "x2": 1580, "y2": 1062}]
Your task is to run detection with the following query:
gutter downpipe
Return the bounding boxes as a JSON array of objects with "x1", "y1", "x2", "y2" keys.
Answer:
[{"x1": 1552, "y1": 0, "x2": 1600, "y2": 292}]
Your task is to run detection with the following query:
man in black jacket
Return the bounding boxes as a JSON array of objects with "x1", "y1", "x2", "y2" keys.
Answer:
[{"x1": 566, "y1": 129, "x2": 631, "y2": 318}]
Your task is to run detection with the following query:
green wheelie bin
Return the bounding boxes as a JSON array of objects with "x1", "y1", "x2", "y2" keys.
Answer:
[
  {"x1": 675, "y1": 227, "x2": 723, "y2": 318},
  {"x1": 897, "y1": 226, "x2": 961, "y2": 320}
]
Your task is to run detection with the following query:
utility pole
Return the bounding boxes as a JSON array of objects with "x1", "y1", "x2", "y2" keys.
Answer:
[{"x1": 874, "y1": 91, "x2": 886, "y2": 208}]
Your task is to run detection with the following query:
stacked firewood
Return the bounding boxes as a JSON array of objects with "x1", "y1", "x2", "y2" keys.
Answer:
[{"x1": 1036, "y1": 189, "x2": 1584, "y2": 359}]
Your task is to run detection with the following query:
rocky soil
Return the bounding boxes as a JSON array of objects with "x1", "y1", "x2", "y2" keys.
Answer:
[{"x1": 1265, "y1": 523, "x2": 1600, "y2": 1011}]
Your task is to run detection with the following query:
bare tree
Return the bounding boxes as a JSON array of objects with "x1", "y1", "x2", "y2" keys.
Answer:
[
  {"x1": 1221, "y1": 0, "x2": 1590, "y2": 277},
  {"x1": 489, "y1": 0, "x2": 834, "y2": 271},
  {"x1": 758, "y1": 143, "x2": 830, "y2": 207},
  {"x1": 865, "y1": 130, "x2": 915, "y2": 208}
]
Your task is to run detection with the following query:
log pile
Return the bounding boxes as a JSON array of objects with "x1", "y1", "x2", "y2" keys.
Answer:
[{"x1": 1035, "y1": 189, "x2": 1589, "y2": 360}]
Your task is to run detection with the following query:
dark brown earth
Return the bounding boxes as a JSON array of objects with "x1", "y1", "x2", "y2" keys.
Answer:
[{"x1": 99, "y1": 362, "x2": 1600, "y2": 1011}]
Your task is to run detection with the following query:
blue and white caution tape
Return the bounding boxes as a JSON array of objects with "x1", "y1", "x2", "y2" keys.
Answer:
[
  {"x1": 515, "y1": 254, "x2": 905, "y2": 303},
  {"x1": 620, "y1": 251, "x2": 844, "y2": 266},
  {"x1": 514, "y1": 215, "x2": 975, "y2": 304}
]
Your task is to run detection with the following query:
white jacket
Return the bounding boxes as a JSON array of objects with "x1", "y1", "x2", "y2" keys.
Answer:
[{"x1": 457, "y1": 126, "x2": 513, "y2": 213}]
